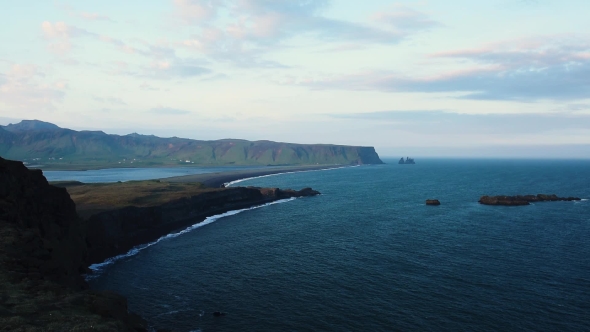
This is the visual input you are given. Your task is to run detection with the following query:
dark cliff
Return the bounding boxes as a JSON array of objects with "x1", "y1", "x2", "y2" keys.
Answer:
[
  {"x1": 0, "y1": 157, "x2": 147, "y2": 330},
  {"x1": 1, "y1": 156, "x2": 321, "y2": 330},
  {"x1": 86, "y1": 186, "x2": 319, "y2": 265},
  {"x1": 0, "y1": 157, "x2": 87, "y2": 289}
]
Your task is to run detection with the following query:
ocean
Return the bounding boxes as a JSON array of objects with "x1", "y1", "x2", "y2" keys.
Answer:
[{"x1": 83, "y1": 159, "x2": 589, "y2": 332}]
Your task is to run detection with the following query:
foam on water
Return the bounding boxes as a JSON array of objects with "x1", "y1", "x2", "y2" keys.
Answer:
[
  {"x1": 86, "y1": 197, "x2": 296, "y2": 278},
  {"x1": 224, "y1": 165, "x2": 356, "y2": 187}
]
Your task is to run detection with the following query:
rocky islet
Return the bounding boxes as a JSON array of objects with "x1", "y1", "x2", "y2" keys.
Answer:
[{"x1": 478, "y1": 194, "x2": 581, "y2": 206}]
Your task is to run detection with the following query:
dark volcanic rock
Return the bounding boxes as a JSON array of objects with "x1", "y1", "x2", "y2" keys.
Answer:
[
  {"x1": 0, "y1": 156, "x2": 87, "y2": 289},
  {"x1": 258, "y1": 186, "x2": 320, "y2": 198},
  {"x1": 479, "y1": 194, "x2": 581, "y2": 206},
  {"x1": 86, "y1": 186, "x2": 320, "y2": 265},
  {"x1": 426, "y1": 199, "x2": 440, "y2": 205},
  {"x1": 0, "y1": 157, "x2": 147, "y2": 331},
  {"x1": 1, "y1": 156, "x2": 322, "y2": 330}
]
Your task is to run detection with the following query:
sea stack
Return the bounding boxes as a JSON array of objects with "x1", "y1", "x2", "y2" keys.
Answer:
[{"x1": 398, "y1": 157, "x2": 416, "y2": 164}]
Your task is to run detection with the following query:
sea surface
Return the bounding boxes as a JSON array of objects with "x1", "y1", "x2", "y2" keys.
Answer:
[
  {"x1": 42, "y1": 166, "x2": 261, "y2": 183},
  {"x1": 85, "y1": 159, "x2": 590, "y2": 332}
]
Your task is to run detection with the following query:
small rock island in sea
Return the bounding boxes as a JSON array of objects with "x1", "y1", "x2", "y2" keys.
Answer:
[
  {"x1": 479, "y1": 194, "x2": 581, "y2": 206},
  {"x1": 398, "y1": 157, "x2": 416, "y2": 164}
]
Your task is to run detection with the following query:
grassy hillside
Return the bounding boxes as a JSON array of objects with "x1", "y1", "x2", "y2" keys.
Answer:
[{"x1": 0, "y1": 120, "x2": 384, "y2": 168}]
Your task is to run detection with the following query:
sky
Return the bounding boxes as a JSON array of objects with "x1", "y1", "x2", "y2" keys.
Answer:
[{"x1": 1, "y1": 0, "x2": 590, "y2": 158}]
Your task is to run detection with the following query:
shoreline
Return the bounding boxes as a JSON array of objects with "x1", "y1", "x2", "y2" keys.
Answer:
[
  {"x1": 35, "y1": 162, "x2": 349, "y2": 172},
  {"x1": 163, "y1": 164, "x2": 348, "y2": 187},
  {"x1": 224, "y1": 164, "x2": 355, "y2": 187},
  {"x1": 87, "y1": 197, "x2": 297, "y2": 277}
]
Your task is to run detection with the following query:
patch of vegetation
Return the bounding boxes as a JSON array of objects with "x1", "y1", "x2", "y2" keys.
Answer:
[
  {"x1": 63, "y1": 180, "x2": 216, "y2": 218},
  {"x1": 0, "y1": 120, "x2": 384, "y2": 169}
]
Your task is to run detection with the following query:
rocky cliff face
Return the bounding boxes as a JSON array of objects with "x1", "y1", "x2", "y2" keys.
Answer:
[
  {"x1": 0, "y1": 156, "x2": 320, "y2": 330},
  {"x1": 0, "y1": 156, "x2": 87, "y2": 289},
  {"x1": 87, "y1": 186, "x2": 319, "y2": 265},
  {"x1": 0, "y1": 157, "x2": 147, "y2": 331}
]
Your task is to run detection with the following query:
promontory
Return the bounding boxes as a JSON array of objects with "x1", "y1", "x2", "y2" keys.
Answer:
[
  {"x1": 0, "y1": 156, "x2": 324, "y2": 330},
  {"x1": 0, "y1": 120, "x2": 384, "y2": 169}
]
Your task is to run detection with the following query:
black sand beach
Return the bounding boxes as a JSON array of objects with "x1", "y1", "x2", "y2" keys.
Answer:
[{"x1": 163, "y1": 164, "x2": 346, "y2": 187}]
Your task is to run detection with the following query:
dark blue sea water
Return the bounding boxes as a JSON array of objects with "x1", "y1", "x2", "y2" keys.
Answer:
[{"x1": 87, "y1": 159, "x2": 590, "y2": 332}]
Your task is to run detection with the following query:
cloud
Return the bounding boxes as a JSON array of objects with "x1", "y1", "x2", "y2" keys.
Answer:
[
  {"x1": 373, "y1": 5, "x2": 442, "y2": 33},
  {"x1": 0, "y1": 64, "x2": 66, "y2": 111},
  {"x1": 39, "y1": 22, "x2": 213, "y2": 79},
  {"x1": 330, "y1": 110, "x2": 590, "y2": 134},
  {"x1": 41, "y1": 21, "x2": 94, "y2": 39},
  {"x1": 173, "y1": 0, "x2": 219, "y2": 23},
  {"x1": 40, "y1": 21, "x2": 96, "y2": 54},
  {"x1": 103, "y1": 57, "x2": 211, "y2": 80},
  {"x1": 148, "y1": 106, "x2": 191, "y2": 115},
  {"x1": 54, "y1": 2, "x2": 115, "y2": 22},
  {"x1": 297, "y1": 35, "x2": 590, "y2": 101},
  {"x1": 41, "y1": 21, "x2": 143, "y2": 56},
  {"x1": 174, "y1": 1, "x2": 439, "y2": 66},
  {"x1": 142, "y1": 59, "x2": 211, "y2": 79},
  {"x1": 93, "y1": 96, "x2": 127, "y2": 105},
  {"x1": 38, "y1": 22, "x2": 216, "y2": 80}
]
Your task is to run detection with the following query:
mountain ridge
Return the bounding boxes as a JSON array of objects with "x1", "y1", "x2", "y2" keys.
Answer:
[{"x1": 0, "y1": 120, "x2": 384, "y2": 167}]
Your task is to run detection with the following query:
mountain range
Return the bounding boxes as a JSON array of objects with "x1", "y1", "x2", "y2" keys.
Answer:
[{"x1": 0, "y1": 120, "x2": 383, "y2": 167}]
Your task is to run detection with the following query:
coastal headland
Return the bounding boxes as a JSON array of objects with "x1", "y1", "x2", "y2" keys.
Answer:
[
  {"x1": 0, "y1": 156, "x2": 325, "y2": 330},
  {"x1": 0, "y1": 120, "x2": 384, "y2": 169},
  {"x1": 64, "y1": 180, "x2": 321, "y2": 265}
]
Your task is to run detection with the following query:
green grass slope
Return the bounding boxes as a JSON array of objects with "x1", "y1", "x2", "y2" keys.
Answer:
[{"x1": 0, "y1": 120, "x2": 384, "y2": 167}]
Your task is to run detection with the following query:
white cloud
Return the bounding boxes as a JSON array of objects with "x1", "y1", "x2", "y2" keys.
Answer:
[
  {"x1": 173, "y1": 0, "x2": 219, "y2": 23},
  {"x1": 373, "y1": 5, "x2": 442, "y2": 32},
  {"x1": 173, "y1": 1, "x2": 440, "y2": 66},
  {"x1": 295, "y1": 35, "x2": 590, "y2": 101},
  {"x1": 0, "y1": 64, "x2": 66, "y2": 111}
]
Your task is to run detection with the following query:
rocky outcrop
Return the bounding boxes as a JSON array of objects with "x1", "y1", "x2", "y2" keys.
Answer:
[
  {"x1": 479, "y1": 194, "x2": 581, "y2": 206},
  {"x1": 0, "y1": 156, "x2": 320, "y2": 330},
  {"x1": 0, "y1": 157, "x2": 87, "y2": 289},
  {"x1": 0, "y1": 157, "x2": 148, "y2": 331},
  {"x1": 86, "y1": 186, "x2": 320, "y2": 265},
  {"x1": 398, "y1": 157, "x2": 415, "y2": 164},
  {"x1": 426, "y1": 199, "x2": 440, "y2": 205}
]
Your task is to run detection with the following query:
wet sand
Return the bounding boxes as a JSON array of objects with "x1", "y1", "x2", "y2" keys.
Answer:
[{"x1": 162, "y1": 165, "x2": 346, "y2": 187}]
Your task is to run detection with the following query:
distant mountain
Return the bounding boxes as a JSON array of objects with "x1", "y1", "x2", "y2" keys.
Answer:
[
  {"x1": 3, "y1": 119, "x2": 62, "y2": 132},
  {"x1": 0, "y1": 120, "x2": 384, "y2": 167}
]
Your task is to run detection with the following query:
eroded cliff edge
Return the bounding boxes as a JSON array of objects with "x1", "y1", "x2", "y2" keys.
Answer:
[
  {"x1": 0, "y1": 157, "x2": 320, "y2": 330},
  {"x1": 0, "y1": 157, "x2": 147, "y2": 331},
  {"x1": 84, "y1": 186, "x2": 319, "y2": 265}
]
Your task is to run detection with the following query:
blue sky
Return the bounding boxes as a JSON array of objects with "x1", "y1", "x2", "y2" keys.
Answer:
[{"x1": 1, "y1": 0, "x2": 589, "y2": 158}]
